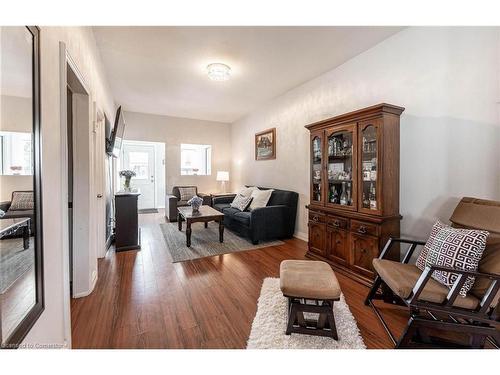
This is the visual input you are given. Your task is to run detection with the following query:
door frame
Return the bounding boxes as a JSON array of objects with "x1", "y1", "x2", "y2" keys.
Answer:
[{"x1": 59, "y1": 42, "x2": 99, "y2": 347}]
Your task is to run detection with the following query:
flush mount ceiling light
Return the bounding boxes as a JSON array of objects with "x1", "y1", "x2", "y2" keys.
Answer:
[{"x1": 207, "y1": 63, "x2": 231, "y2": 81}]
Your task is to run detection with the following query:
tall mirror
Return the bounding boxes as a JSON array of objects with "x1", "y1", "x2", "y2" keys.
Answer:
[{"x1": 0, "y1": 26, "x2": 43, "y2": 348}]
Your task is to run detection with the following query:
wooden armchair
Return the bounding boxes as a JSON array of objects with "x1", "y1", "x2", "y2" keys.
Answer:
[{"x1": 365, "y1": 197, "x2": 500, "y2": 348}]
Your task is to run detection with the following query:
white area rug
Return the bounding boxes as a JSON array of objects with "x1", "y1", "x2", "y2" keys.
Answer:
[{"x1": 247, "y1": 278, "x2": 366, "y2": 349}]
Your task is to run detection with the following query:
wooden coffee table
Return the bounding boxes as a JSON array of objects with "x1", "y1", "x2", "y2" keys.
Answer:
[{"x1": 177, "y1": 205, "x2": 225, "y2": 247}]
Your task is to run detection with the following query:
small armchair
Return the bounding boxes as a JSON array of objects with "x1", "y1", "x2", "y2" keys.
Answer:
[
  {"x1": 165, "y1": 186, "x2": 210, "y2": 222},
  {"x1": 365, "y1": 197, "x2": 500, "y2": 349}
]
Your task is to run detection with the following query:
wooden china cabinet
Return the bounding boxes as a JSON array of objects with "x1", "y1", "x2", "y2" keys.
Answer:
[{"x1": 306, "y1": 103, "x2": 404, "y2": 286}]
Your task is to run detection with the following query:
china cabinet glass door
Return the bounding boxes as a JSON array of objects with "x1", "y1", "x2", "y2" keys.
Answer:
[
  {"x1": 325, "y1": 124, "x2": 357, "y2": 210},
  {"x1": 359, "y1": 119, "x2": 382, "y2": 214},
  {"x1": 311, "y1": 132, "x2": 323, "y2": 204}
]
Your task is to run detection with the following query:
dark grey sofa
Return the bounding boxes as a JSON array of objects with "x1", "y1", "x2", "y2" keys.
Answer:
[
  {"x1": 165, "y1": 186, "x2": 211, "y2": 222},
  {"x1": 212, "y1": 186, "x2": 298, "y2": 244}
]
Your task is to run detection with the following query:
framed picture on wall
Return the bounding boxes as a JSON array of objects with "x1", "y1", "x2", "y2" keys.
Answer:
[{"x1": 255, "y1": 127, "x2": 276, "y2": 160}]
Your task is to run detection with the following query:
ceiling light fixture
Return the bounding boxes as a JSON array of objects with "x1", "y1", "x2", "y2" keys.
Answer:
[{"x1": 207, "y1": 63, "x2": 231, "y2": 81}]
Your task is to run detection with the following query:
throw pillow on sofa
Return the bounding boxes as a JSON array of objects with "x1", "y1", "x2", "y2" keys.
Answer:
[
  {"x1": 230, "y1": 194, "x2": 253, "y2": 211},
  {"x1": 237, "y1": 186, "x2": 258, "y2": 197},
  {"x1": 417, "y1": 220, "x2": 489, "y2": 297},
  {"x1": 9, "y1": 191, "x2": 34, "y2": 210},
  {"x1": 248, "y1": 189, "x2": 274, "y2": 211}
]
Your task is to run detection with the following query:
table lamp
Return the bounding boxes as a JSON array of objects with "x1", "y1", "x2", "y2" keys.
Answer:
[{"x1": 216, "y1": 171, "x2": 229, "y2": 193}]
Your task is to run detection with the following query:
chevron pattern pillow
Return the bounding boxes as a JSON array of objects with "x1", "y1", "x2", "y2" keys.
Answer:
[{"x1": 418, "y1": 220, "x2": 489, "y2": 297}]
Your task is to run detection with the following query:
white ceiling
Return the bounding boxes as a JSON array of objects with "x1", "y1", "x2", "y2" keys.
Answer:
[{"x1": 93, "y1": 27, "x2": 403, "y2": 123}]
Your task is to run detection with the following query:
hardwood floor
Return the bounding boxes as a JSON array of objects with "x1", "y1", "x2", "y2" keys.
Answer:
[{"x1": 71, "y1": 210, "x2": 408, "y2": 348}]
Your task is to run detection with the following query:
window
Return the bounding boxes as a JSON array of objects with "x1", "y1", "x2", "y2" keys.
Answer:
[
  {"x1": 0, "y1": 131, "x2": 33, "y2": 175},
  {"x1": 180, "y1": 144, "x2": 212, "y2": 175},
  {"x1": 128, "y1": 151, "x2": 150, "y2": 179}
]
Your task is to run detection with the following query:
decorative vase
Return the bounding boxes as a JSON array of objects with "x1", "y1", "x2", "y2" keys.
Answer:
[
  {"x1": 124, "y1": 177, "x2": 132, "y2": 192},
  {"x1": 188, "y1": 196, "x2": 203, "y2": 213}
]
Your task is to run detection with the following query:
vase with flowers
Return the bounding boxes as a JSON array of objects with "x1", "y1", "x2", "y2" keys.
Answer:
[{"x1": 119, "y1": 170, "x2": 136, "y2": 192}]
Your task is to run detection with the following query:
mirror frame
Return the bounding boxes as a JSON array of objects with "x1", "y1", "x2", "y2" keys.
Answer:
[{"x1": 2, "y1": 25, "x2": 44, "y2": 348}]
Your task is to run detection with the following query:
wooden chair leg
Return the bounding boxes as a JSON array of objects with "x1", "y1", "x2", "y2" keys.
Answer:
[
  {"x1": 365, "y1": 276, "x2": 382, "y2": 306},
  {"x1": 396, "y1": 316, "x2": 417, "y2": 348}
]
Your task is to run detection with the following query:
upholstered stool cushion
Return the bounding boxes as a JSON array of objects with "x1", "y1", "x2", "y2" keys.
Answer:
[{"x1": 280, "y1": 260, "x2": 341, "y2": 300}]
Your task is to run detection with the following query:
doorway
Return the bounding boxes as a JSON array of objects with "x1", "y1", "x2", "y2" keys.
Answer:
[{"x1": 119, "y1": 140, "x2": 165, "y2": 210}]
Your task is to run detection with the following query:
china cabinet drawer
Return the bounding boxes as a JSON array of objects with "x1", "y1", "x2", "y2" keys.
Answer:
[
  {"x1": 309, "y1": 211, "x2": 326, "y2": 224},
  {"x1": 350, "y1": 233, "x2": 379, "y2": 278},
  {"x1": 351, "y1": 220, "x2": 379, "y2": 237},
  {"x1": 327, "y1": 215, "x2": 348, "y2": 229}
]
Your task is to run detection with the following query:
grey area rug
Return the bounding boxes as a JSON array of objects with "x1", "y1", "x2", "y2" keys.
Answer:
[
  {"x1": 160, "y1": 222, "x2": 284, "y2": 263},
  {"x1": 0, "y1": 237, "x2": 34, "y2": 294},
  {"x1": 139, "y1": 208, "x2": 159, "y2": 214},
  {"x1": 247, "y1": 278, "x2": 366, "y2": 349}
]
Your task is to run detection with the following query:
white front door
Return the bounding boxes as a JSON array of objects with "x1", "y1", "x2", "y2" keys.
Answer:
[{"x1": 122, "y1": 143, "x2": 156, "y2": 209}]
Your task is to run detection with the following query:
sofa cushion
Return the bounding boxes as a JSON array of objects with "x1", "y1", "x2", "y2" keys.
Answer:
[
  {"x1": 232, "y1": 211, "x2": 251, "y2": 226},
  {"x1": 470, "y1": 232, "x2": 500, "y2": 305},
  {"x1": 373, "y1": 259, "x2": 480, "y2": 309},
  {"x1": 222, "y1": 207, "x2": 240, "y2": 216},
  {"x1": 213, "y1": 203, "x2": 230, "y2": 212},
  {"x1": 9, "y1": 191, "x2": 34, "y2": 210},
  {"x1": 177, "y1": 200, "x2": 190, "y2": 207},
  {"x1": 418, "y1": 220, "x2": 489, "y2": 297}
]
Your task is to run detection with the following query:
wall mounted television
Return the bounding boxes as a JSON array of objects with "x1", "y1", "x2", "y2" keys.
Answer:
[{"x1": 106, "y1": 106, "x2": 125, "y2": 157}]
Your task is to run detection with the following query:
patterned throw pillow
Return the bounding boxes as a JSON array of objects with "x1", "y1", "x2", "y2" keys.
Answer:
[
  {"x1": 230, "y1": 194, "x2": 253, "y2": 212},
  {"x1": 237, "y1": 186, "x2": 258, "y2": 197},
  {"x1": 9, "y1": 191, "x2": 34, "y2": 210},
  {"x1": 178, "y1": 187, "x2": 197, "y2": 201},
  {"x1": 416, "y1": 220, "x2": 446, "y2": 270},
  {"x1": 418, "y1": 220, "x2": 489, "y2": 297}
]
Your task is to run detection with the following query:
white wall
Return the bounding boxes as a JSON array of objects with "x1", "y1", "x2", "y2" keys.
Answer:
[
  {"x1": 22, "y1": 27, "x2": 115, "y2": 347},
  {"x1": 123, "y1": 111, "x2": 232, "y2": 196},
  {"x1": 231, "y1": 27, "x2": 500, "y2": 240}
]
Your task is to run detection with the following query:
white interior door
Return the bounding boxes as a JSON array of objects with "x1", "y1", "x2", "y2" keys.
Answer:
[
  {"x1": 93, "y1": 113, "x2": 106, "y2": 258},
  {"x1": 122, "y1": 143, "x2": 156, "y2": 209}
]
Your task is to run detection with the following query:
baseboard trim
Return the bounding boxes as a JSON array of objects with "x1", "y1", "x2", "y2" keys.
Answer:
[
  {"x1": 73, "y1": 272, "x2": 98, "y2": 299},
  {"x1": 293, "y1": 231, "x2": 308, "y2": 242}
]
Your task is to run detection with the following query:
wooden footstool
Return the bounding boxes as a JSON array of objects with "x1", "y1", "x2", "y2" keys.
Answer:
[{"x1": 280, "y1": 260, "x2": 341, "y2": 339}]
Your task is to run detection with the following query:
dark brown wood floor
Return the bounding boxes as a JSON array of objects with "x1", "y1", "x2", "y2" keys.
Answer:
[{"x1": 71, "y1": 210, "x2": 409, "y2": 348}]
